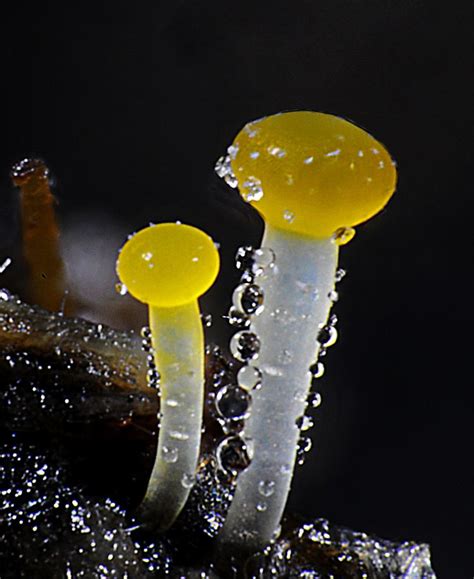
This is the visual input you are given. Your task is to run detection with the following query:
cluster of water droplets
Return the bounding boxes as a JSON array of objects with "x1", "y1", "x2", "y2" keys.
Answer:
[
  {"x1": 139, "y1": 326, "x2": 161, "y2": 391},
  {"x1": 212, "y1": 248, "x2": 274, "y2": 479},
  {"x1": 214, "y1": 144, "x2": 239, "y2": 189},
  {"x1": 207, "y1": 346, "x2": 251, "y2": 479},
  {"x1": 295, "y1": 268, "x2": 346, "y2": 466},
  {"x1": 139, "y1": 325, "x2": 163, "y2": 438},
  {"x1": 228, "y1": 246, "x2": 275, "y2": 365}
]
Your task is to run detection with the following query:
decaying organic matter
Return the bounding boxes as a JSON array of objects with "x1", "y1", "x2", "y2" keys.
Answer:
[{"x1": 0, "y1": 291, "x2": 436, "y2": 577}]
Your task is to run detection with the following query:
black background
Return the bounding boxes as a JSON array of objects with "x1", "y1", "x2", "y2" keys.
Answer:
[{"x1": 1, "y1": 1, "x2": 473, "y2": 577}]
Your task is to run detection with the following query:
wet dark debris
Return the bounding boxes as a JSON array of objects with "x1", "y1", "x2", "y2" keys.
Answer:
[
  {"x1": 0, "y1": 291, "x2": 437, "y2": 577},
  {"x1": 0, "y1": 435, "x2": 172, "y2": 578},
  {"x1": 243, "y1": 518, "x2": 436, "y2": 578}
]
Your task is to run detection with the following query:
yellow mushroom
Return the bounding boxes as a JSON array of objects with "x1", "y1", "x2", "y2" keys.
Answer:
[
  {"x1": 116, "y1": 222, "x2": 219, "y2": 530},
  {"x1": 218, "y1": 111, "x2": 396, "y2": 554}
]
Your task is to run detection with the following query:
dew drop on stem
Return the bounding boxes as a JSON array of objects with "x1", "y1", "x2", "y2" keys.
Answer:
[
  {"x1": 215, "y1": 385, "x2": 251, "y2": 421},
  {"x1": 162, "y1": 447, "x2": 179, "y2": 464},
  {"x1": 230, "y1": 331, "x2": 260, "y2": 362},
  {"x1": 232, "y1": 283, "x2": 264, "y2": 316},
  {"x1": 227, "y1": 307, "x2": 251, "y2": 329},
  {"x1": 216, "y1": 435, "x2": 252, "y2": 477},
  {"x1": 237, "y1": 365, "x2": 262, "y2": 391},
  {"x1": 258, "y1": 480, "x2": 276, "y2": 497}
]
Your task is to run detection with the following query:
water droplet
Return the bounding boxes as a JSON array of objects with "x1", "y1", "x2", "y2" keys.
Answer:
[
  {"x1": 201, "y1": 313, "x2": 213, "y2": 327},
  {"x1": 235, "y1": 246, "x2": 255, "y2": 271},
  {"x1": 241, "y1": 176, "x2": 263, "y2": 202},
  {"x1": 304, "y1": 156, "x2": 314, "y2": 164},
  {"x1": 230, "y1": 331, "x2": 260, "y2": 362},
  {"x1": 216, "y1": 435, "x2": 252, "y2": 476},
  {"x1": 283, "y1": 210, "x2": 295, "y2": 223},
  {"x1": 162, "y1": 446, "x2": 179, "y2": 464},
  {"x1": 335, "y1": 268, "x2": 346, "y2": 283},
  {"x1": 104, "y1": 530, "x2": 115, "y2": 542},
  {"x1": 11, "y1": 157, "x2": 48, "y2": 181},
  {"x1": 280, "y1": 463, "x2": 292, "y2": 475},
  {"x1": 293, "y1": 388, "x2": 307, "y2": 403},
  {"x1": 250, "y1": 151, "x2": 260, "y2": 159},
  {"x1": 142, "y1": 251, "x2": 153, "y2": 262},
  {"x1": 181, "y1": 473, "x2": 196, "y2": 489},
  {"x1": 227, "y1": 306, "x2": 251, "y2": 329},
  {"x1": 328, "y1": 290, "x2": 339, "y2": 303},
  {"x1": 267, "y1": 146, "x2": 286, "y2": 158},
  {"x1": 227, "y1": 144, "x2": 239, "y2": 160},
  {"x1": 317, "y1": 325, "x2": 338, "y2": 348},
  {"x1": 165, "y1": 398, "x2": 179, "y2": 408},
  {"x1": 257, "y1": 365, "x2": 280, "y2": 378},
  {"x1": 252, "y1": 247, "x2": 276, "y2": 276},
  {"x1": 140, "y1": 326, "x2": 151, "y2": 339},
  {"x1": 0, "y1": 289, "x2": 12, "y2": 301},
  {"x1": 237, "y1": 365, "x2": 262, "y2": 391},
  {"x1": 256, "y1": 501, "x2": 268, "y2": 512},
  {"x1": 215, "y1": 154, "x2": 238, "y2": 188},
  {"x1": 297, "y1": 436, "x2": 312, "y2": 465},
  {"x1": 332, "y1": 227, "x2": 356, "y2": 246},
  {"x1": 169, "y1": 430, "x2": 190, "y2": 441},
  {"x1": 225, "y1": 173, "x2": 238, "y2": 188},
  {"x1": 296, "y1": 415, "x2": 314, "y2": 431},
  {"x1": 115, "y1": 282, "x2": 128, "y2": 296},
  {"x1": 318, "y1": 346, "x2": 328, "y2": 358},
  {"x1": 146, "y1": 367, "x2": 160, "y2": 388},
  {"x1": 310, "y1": 361, "x2": 325, "y2": 379},
  {"x1": 215, "y1": 385, "x2": 251, "y2": 421},
  {"x1": 232, "y1": 283, "x2": 264, "y2": 315},
  {"x1": 244, "y1": 121, "x2": 260, "y2": 138},
  {"x1": 308, "y1": 391, "x2": 322, "y2": 408},
  {"x1": 235, "y1": 246, "x2": 275, "y2": 280},
  {"x1": 258, "y1": 480, "x2": 275, "y2": 497}
]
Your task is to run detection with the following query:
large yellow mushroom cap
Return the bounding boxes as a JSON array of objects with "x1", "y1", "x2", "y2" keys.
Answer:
[
  {"x1": 116, "y1": 223, "x2": 220, "y2": 308},
  {"x1": 230, "y1": 111, "x2": 397, "y2": 238}
]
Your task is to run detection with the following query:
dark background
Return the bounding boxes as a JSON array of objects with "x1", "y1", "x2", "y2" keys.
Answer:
[{"x1": 2, "y1": 1, "x2": 473, "y2": 576}]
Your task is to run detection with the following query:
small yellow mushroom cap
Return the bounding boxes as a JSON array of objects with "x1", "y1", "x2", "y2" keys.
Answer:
[
  {"x1": 116, "y1": 223, "x2": 220, "y2": 308},
  {"x1": 230, "y1": 111, "x2": 397, "y2": 238}
]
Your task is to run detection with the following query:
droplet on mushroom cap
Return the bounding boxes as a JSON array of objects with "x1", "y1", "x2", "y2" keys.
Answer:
[
  {"x1": 116, "y1": 223, "x2": 220, "y2": 308},
  {"x1": 231, "y1": 111, "x2": 397, "y2": 238}
]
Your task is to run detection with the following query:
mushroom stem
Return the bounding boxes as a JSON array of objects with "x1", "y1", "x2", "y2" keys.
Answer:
[
  {"x1": 219, "y1": 226, "x2": 338, "y2": 553},
  {"x1": 116, "y1": 222, "x2": 220, "y2": 530},
  {"x1": 139, "y1": 300, "x2": 204, "y2": 530}
]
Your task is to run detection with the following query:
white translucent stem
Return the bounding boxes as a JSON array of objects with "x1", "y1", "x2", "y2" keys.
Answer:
[
  {"x1": 139, "y1": 301, "x2": 204, "y2": 530},
  {"x1": 219, "y1": 226, "x2": 339, "y2": 554}
]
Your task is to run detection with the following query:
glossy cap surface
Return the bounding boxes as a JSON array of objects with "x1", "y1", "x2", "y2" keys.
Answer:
[
  {"x1": 116, "y1": 223, "x2": 220, "y2": 307},
  {"x1": 230, "y1": 111, "x2": 397, "y2": 238}
]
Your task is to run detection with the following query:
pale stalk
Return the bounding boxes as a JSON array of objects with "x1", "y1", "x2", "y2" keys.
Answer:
[
  {"x1": 139, "y1": 300, "x2": 204, "y2": 530},
  {"x1": 219, "y1": 226, "x2": 338, "y2": 554}
]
